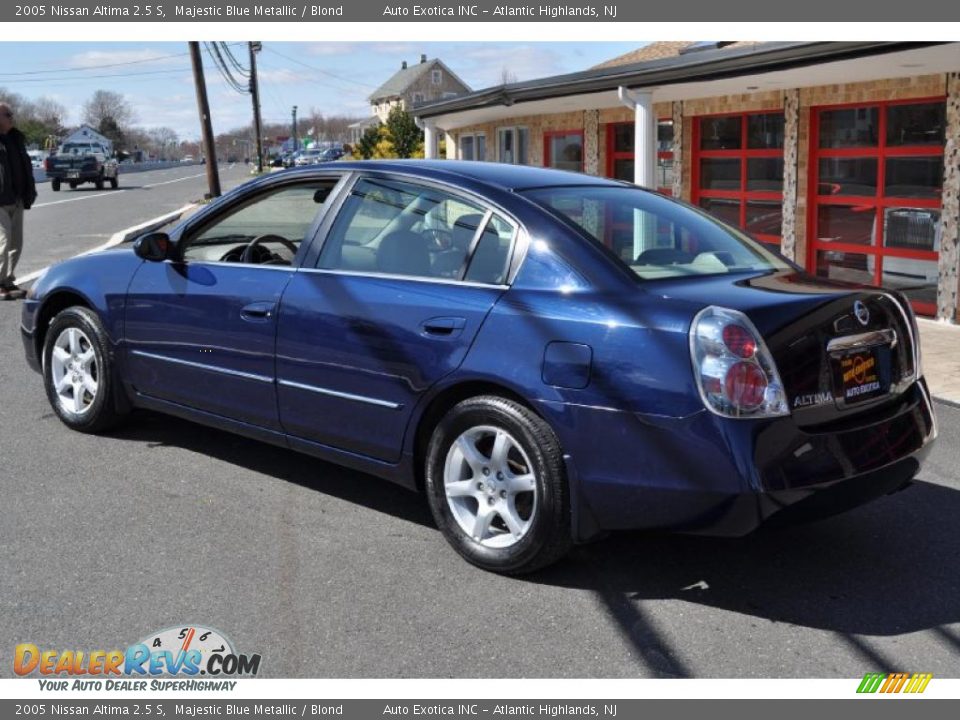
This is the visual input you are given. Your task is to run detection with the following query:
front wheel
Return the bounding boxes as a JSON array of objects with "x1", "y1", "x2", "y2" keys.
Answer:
[
  {"x1": 425, "y1": 396, "x2": 572, "y2": 574},
  {"x1": 42, "y1": 307, "x2": 125, "y2": 434}
]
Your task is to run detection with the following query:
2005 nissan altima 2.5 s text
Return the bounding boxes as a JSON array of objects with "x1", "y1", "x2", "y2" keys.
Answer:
[{"x1": 21, "y1": 161, "x2": 937, "y2": 574}]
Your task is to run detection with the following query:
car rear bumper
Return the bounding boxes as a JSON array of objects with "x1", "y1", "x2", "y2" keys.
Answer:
[{"x1": 553, "y1": 379, "x2": 936, "y2": 539}]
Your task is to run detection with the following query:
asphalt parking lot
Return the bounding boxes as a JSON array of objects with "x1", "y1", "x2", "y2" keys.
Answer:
[{"x1": 1, "y1": 283, "x2": 958, "y2": 677}]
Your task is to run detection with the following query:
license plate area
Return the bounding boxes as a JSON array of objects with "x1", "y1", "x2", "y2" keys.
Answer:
[
  {"x1": 66, "y1": 170, "x2": 80, "y2": 179},
  {"x1": 831, "y1": 345, "x2": 892, "y2": 406}
]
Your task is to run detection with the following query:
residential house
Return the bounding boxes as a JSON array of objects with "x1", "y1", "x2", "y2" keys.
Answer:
[{"x1": 349, "y1": 54, "x2": 471, "y2": 143}]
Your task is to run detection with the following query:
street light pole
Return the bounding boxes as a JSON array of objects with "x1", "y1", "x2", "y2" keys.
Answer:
[
  {"x1": 292, "y1": 105, "x2": 298, "y2": 153},
  {"x1": 249, "y1": 41, "x2": 264, "y2": 173}
]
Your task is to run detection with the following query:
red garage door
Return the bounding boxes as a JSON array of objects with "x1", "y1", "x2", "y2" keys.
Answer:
[
  {"x1": 808, "y1": 98, "x2": 946, "y2": 316},
  {"x1": 692, "y1": 111, "x2": 785, "y2": 248}
]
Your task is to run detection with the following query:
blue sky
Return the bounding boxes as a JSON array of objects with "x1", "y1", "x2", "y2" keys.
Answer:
[{"x1": 0, "y1": 41, "x2": 645, "y2": 140}]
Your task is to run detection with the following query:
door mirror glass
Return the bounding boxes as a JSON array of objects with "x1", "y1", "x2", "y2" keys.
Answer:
[{"x1": 134, "y1": 232, "x2": 172, "y2": 261}]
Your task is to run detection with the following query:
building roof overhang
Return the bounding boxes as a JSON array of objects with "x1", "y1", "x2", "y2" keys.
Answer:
[{"x1": 415, "y1": 41, "x2": 958, "y2": 131}]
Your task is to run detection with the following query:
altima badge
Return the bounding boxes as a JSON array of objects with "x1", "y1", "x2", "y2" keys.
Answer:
[{"x1": 854, "y1": 300, "x2": 870, "y2": 326}]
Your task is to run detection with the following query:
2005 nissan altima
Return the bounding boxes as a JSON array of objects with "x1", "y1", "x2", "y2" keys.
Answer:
[{"x1": 21, "y1": 161, "x2": 936, "y2": 574}]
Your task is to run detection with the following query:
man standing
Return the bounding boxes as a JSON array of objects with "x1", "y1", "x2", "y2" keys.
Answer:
[{"x1": 0, "y1": 101, "x2": 38, "y2": 301}]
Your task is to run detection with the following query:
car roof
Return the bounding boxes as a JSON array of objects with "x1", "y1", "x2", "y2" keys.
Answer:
[{"x1": 276, "y1": 159, "x2": 624, "y2": 193}]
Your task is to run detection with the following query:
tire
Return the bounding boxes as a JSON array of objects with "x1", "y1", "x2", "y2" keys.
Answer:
[
  {"x1": 51, "y1": 179, "x2": 60, "y2": 192},
  {"x1": 69, "y1": 181, "x2": 78, "y2": 190},
  {"x1": 95, "y1": 173, "x2": 104, "y2": 190},
  {"x1": 42, "y1": 306, "x2": 125, "y2": 434},
  {"x1": 425, "y1": 395, "x2": 572, "y2": 575},
  {"x1": 109, "y1": 175, "x2": 118, "y2": 189}
]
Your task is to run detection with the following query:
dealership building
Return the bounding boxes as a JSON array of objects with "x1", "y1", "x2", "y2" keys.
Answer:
[{"x1": 414, "y1": 41, "x2": 960, "y2": 321}]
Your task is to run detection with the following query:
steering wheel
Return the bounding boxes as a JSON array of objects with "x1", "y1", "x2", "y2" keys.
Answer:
[{"x1": 240, "y1": 234, "x2": 299, "y2": 264}]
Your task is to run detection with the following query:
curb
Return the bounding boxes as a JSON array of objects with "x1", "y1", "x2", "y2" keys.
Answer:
[
  {"x1": 97, "y1": 203, "x2": 196, "y2": 255},
  {"x1": 17, "y1": 203, "x2": 195, "y2": 284}
]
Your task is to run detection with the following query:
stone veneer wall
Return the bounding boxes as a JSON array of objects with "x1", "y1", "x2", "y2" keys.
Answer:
[
  {"x1": 671, "y1": 101, "x2": 683, "y2": 198},
  {"x1": 583, "y1": 110, "x2": 600, "y2": 176},
  {"x1": 780, "y1": 89, "x2": 801, "y2": 263},
  {"x1": 938, "y1": 72, "x2": 960, "y2": 321}
]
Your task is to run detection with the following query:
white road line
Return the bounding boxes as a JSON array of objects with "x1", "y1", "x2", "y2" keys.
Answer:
[
  {"x1": 34, "y1": 190, "x2": 126, "y2": 208},
  {"x1": 142, "y1": 172, "x2": 209, "y2": 188},
  {"x1": 17, "y1": 203, "x2": 196, "y2": 284}
]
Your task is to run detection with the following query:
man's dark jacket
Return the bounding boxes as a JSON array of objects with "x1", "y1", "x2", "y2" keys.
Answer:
[{"x1": 0, "y1": 128, "x2": 38, "y2": 209}]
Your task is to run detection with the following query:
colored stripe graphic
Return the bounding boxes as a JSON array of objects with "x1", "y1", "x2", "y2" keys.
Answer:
[{"x1": 857, "y1": 672, "x2": 932, "y2": 694}]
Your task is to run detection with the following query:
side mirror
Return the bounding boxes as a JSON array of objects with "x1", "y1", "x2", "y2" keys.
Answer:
[{"x1": 133, "y1": 232, "x2": 172, "y2": 261}]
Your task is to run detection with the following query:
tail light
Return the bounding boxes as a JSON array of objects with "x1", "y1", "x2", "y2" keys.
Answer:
[
  {"x1": 690, "y1": 306, "x2": 789, "y2": 418},
  {"x1": 44, "y1": 158, "x2": 52, "y2": 171}
]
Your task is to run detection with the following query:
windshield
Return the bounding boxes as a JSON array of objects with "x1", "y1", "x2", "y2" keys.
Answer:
[{"x1": 521, "y1": 185, "x2": 791, "y2": 281}]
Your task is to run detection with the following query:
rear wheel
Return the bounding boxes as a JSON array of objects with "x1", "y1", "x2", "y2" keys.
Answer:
[
  {"x1": 51, "y1": 179, "x2": 60, "y2": 192},
  {"x1": 425, "y1": 396, "x2": 571, "y2": 574},
  {"x1": 109, "y1": 175, "x2": 118, "y2": 189},
  {"x1": 69, "y1": 181, "x2": 78, "y2": 190},
  {"x1": 95, "y1": 173, "x2": 104, "y2": 190},
  {"x1": 42, "y1": 307, "x2": 125, "y2": 434}
]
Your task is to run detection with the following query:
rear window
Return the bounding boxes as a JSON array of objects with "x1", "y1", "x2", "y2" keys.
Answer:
[{"x1": 520, "y1": 185, "x2": 790, "y2": 280}]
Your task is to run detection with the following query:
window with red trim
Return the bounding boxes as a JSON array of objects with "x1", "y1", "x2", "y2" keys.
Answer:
[
  {"x1": 692, "y1": 111, "x2": 785, "y2": 248},
  {"x1": 808, "y1": 99, "x2": 945, "y2": 316},
  {"x1": 544, "y1": 130, "x2": 584, "y2": 173},
  {"x1": 605, "y1": 120, "x2": 674, "y2": 194}
]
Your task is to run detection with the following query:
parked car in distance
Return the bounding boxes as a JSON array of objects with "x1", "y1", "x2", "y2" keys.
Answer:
[
  {"x1": 295, "y1": 149, "x2": 324, "y2": 166},
  {"x1": 182, "y1": 155, "x2": 194, "y2": 163},
  {"x1": 28, "y1": 149, "x2": 46, "y2": 169},
  {"x1": 21, "y1": 161, "x2": 936, "y2": 575},
  {"x1": 318, "y1": 147, "x2": 344, "y2": 162}
]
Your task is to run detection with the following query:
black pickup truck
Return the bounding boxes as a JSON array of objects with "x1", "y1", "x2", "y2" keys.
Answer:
[{"x1": 45, "y1": 141, "x2": 120, "y2": 191}]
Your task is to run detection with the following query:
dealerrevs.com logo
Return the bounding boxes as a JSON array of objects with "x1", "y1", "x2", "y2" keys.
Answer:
[
  {"x1": 857, "y1": 672, "x2": 933, "y2": 694},
  {"x1": 14, "y1": 626, "x2": 261, "y2": 691}
]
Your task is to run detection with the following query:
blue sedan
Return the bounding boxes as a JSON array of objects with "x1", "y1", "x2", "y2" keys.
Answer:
[{"x1": 21, "y1": 161, "x2": 936, "y2": 574}]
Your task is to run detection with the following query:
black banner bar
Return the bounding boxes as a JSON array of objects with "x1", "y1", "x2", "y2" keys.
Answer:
[
  {"x1": 4, "y1": 0, "x2": 960, "y2": 22},
  {"x1": 1, "y1": 700, "x2": 959, "y2": 720}
]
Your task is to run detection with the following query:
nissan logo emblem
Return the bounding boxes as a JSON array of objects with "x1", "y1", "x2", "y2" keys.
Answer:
[{"x1": 854, "y1": 300, "x2": 870, "y2": 326}]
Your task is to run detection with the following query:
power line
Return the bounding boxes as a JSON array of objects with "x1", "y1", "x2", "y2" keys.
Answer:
[
  {"x1": 262, "y1": 46, "x2": 379, "y2": 90},
  {"x1": 204, "y1": 42, "x2": 249, "y2": 95},
  {"x1": 1, "y1": 67, "x2": 193, "y2": 85},
  {"x1": 220, "y1": 42, "x2": 250, "y2": 78},
  {"x1": 0, "y1": 44, "x2": 245, "y2": 78}
]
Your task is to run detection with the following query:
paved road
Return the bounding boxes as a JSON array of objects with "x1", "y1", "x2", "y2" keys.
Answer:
[
  {"x1": 0, "y1": 286, "x2": 957, "y2": 677},
  {"x1": 16, "y1": 163, "x2": 252, "y2": 280}
]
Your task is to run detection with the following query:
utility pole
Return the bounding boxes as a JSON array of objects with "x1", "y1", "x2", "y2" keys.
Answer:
[
  {"x1": 292, "y1": 105, "x2": 298, "y2": 153},
  {"x1": 249, "y1": 41, "x2": 264, "y2": 173},
  {"x1": 189, "y1": 41, "x2": 221, "y2": 198}
]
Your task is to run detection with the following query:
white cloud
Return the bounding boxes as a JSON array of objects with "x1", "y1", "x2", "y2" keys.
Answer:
[
  {"x1": 305, "y1": 43, "x2": 359, "y2": 57},
  {"x1": 257, "y1": 68, "x2": 300, "y2": 85}
]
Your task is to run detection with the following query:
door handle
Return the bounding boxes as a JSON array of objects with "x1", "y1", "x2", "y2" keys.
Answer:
[
  {"x1": 421, "y1": 316, "x2": 466, "y2": 337},
  {"x1": 240, "y1": 302, "x2": 276, "y2": 322}
]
